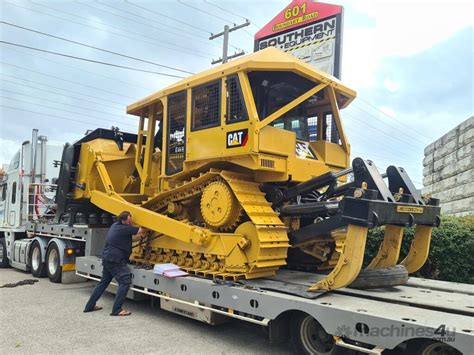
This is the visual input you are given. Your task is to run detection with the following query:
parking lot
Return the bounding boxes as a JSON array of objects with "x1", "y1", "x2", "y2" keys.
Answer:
[{"x1": 0, "y1": 269, "x2": 293, "y2": 354}]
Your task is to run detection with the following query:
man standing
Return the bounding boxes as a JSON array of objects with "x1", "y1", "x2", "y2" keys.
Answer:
[{"x1": 84, "y1": 211, "x2": 145, "y2": 316}]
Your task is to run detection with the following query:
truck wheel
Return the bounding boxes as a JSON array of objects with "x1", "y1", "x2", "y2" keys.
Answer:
[
  {"x1": 0, "y1": 238, "x2": 10, "y2": 268},
  {"x1": 291, "y1": 313, "x2": 343, "y2": 355},
  {"x1": 30, "y1": 241, "x2": 47, "y2": 278},
  {"x1": 46, "y1": 243, "x2": 62, "y2": 283},
  {"x1": 407, "y1": 340, "x2": 460, "y2": 355}
]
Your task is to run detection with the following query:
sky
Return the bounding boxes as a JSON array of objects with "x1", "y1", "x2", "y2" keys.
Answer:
[{"x1": 0, "y1": 0, "x2": 473, "y2": 187}]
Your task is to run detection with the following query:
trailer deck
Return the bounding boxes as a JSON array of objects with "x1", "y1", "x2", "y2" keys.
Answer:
[{"x1": 76, "y1": 256, "x2": 473, "y2": 354}]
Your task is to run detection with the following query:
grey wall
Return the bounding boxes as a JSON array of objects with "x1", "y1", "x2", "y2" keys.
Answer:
[{"x1": 423, "y1": 116, "x2": 473, "y2": 217}]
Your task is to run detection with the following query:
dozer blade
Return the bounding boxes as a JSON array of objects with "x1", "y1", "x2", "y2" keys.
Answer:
[
  {"x1": 400, "y1": 224, "x2": 433, "y2": 273},
  {"x1": 308, "y1": 224, "x2": 368, "y2": 292},
  {"x1": 367, "y1": 224, "x2": 404, "y2": 269}
]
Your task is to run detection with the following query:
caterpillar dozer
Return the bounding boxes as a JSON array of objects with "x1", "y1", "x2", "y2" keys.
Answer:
[{"x1": 54, "y1": 47, "x2": 440, "y2": 292}]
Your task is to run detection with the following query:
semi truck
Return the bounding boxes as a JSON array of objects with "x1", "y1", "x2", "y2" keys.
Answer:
[{"x1": 0, "y1": 49, "x2": 472, "y2": 354}]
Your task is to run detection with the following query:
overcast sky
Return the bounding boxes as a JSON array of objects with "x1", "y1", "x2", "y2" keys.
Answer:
[{"x1": 1, "y1": 0, "x2": 473, "y2": 187}]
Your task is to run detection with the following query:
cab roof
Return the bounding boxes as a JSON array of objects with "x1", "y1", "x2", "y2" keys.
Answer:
[{"x1": 126, "y1": 47, "x2": 356, "y2": 116}]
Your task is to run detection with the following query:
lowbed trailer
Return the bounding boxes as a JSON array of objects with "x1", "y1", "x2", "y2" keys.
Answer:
[{"x1": 23, "y1": 221, "x2": 473, "y2": 355}]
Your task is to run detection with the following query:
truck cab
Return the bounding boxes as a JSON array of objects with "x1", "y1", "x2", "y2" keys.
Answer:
[{"x1": 0, "y1": 129, "x2": 63, "y2": 269}]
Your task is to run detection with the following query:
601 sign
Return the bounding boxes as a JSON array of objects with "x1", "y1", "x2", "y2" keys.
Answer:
[{"x1": 284, "y1": 2, "x2": 307, "y2": 19}]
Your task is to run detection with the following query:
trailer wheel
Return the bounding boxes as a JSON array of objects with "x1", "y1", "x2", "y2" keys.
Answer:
[
  {"x1": 407, "y1": 340, "x2": 461, "y2": 355},
  {"x1": 0, "y1": 238, "x2": 10, "y2": 268},
  {"x1": 30, "y1": 241, "x2": 47, "y2": 278},
  {"x1": 46, "y1": 243, "x2": 62, "y2": 283},
  {"x1": 291, "y1": 313, "x2": 342, "y2": 355}
]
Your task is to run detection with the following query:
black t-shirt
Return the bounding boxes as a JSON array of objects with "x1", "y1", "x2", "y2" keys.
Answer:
[{"x1": 102, "y1": 221, "x2": 140, "y2": 263}]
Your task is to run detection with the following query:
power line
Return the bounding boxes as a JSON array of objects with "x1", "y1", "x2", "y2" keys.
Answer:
[
  {"x1": 36, "y1": 0, "x2": 211, "y2": 58},
  {"x1": 351, "y1": 103, "x2": 432, "y2": 146},
  {"x1": 0, "y1": 105, "x2": 134, "y2": 129},
  {"x1": 1, "y1": 61, "x2": 136, "y2": 101},
  {"x1": 1, "y1": 78, "x2": 123, "y2": 113},
  {"x1": 356, "y1": 97, "x2": 436, "y2": 141},
  {"x1": 0, "y1": 96, "x2": 135, "y2": 128},
  {"x1": 0, "y1": 74, "x2": 125, "y2": 108},
  {"x1": 351, "y1": 149, "x2": 419, "y2": 166},
  {"x1": 203, "y1": 0, "x2": 262, "y2": 30},
  {"x1": 94, "y1": 0, "x2": 222, "y2": 50},
  {"x1": 0, "y1": 41, "x2": 186, "y2": 80},
  {"x1": 4, "y1": 1, "x2": 210, "y2": 60},
  {"x1": 178, "y1": 0, "x2": 236, "y2": 25},
  {"x1": 0, "y1": 88, "x2": 129, "y2": 121},
  {"x1": 5, "y1": 46, "x2": 155, "y2": 92},
  {"x1": 125, "y1": 0, "x2": 212, "y2": 34},
  {"x1": 344, "y1": 112, "x2": 423, "y2": 150},
  {"x1": 29, "y1": 0, "x2": 211, "y2": 58},
  {"x1": 342, "y1": 116, "x2": 424, "y2": 160},
  {"x1": 1, "y1": 21, "x2": 193, "y2": 75},
  {"x1": 124, "y1": 0, "x2": 242, "y2": 52}
]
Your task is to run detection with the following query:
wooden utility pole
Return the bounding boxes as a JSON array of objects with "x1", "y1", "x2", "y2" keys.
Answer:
[{"x1": 210, "y1": 20, "x2": 250, "y2": 64}]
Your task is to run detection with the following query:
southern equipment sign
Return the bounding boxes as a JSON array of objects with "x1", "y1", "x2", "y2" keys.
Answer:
[{"x1": 254, "y1": 1, "x2": 343, "y2": 78}]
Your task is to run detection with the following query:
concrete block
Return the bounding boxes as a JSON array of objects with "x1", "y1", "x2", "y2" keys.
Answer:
[
  {"x1": 459, "y1": 116, "x2": 473, "y2": 133},
  {"x1": 440, "y1": 199, "x2": 470, "y2": 215},
  {"x1": 425, "y1": 169, "x2": 473, "y2": 195},
  {"x1": 423, "y1": 175, "x2": 433, "y2": 186},
  {"x1": 432, "y1": 146, "x2": 472, "y2": 172},
  {"x1": 441, "y1": 128, "x2": 458, "y2": 146},
  {"x1": 455, "y1": 142, "x2": 473, "y2": 161},
  {"x1": 423, "y1": 165, "x2": 433, "y2": 176},
  {"x1": 433, "y1": 138, "x2": 458, "y2": 160},
  {"x1": 424, "y1": 143, "x2": 435, "y2": 155},
  {"x1": 423, "y1": 152, "x2": 434, "y2": 166},
  {"x1": 433, "y1": 155, "x2": 472, "y2": 181},
  {"x1": 432, "y1": 182, "x2": 474, "y2": 204},
  {"x1": 458, "y1": 127, "x2": 473, "y2": 146}
]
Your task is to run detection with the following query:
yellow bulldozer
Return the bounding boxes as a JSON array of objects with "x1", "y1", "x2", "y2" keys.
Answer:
[{"x1": 54, "y1": 47, "x2": 440, "y2": 292}]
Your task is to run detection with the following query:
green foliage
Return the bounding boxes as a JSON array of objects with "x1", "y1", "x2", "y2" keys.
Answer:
[{"x1": 364, "y1": 216, "x2": 474, "y2": 284}]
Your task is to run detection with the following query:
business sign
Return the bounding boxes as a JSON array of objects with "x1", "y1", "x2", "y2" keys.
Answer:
[{"x1": 255, "y1": 0, "x2": 343, "y2": 78}]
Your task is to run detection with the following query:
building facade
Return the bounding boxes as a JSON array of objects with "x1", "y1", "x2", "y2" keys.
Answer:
[{"x1": 423, "y1": 116, "x2": 473, "y2": 216}]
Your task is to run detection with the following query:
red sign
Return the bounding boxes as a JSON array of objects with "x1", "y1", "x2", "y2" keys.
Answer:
[
  {"x1": 254, "y1": 0, "x2": 343, "y2": 78},
  {"x1": 255, "y1": 0, "x2": 342, "y2": 40}
]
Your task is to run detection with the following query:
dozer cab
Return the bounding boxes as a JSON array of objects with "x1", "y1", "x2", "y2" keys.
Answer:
[{"x1": 54, "y1": 47, "x2": 440, "y2": 292}]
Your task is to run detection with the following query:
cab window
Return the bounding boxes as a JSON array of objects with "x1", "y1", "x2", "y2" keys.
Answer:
[
  {"x1": 11, "y1": 182, "x2": 16, "y2": 204},
  {"x1": 0, "y1": 184, "x2": 6, "y2": 201},
  {"x1": 248, "y1": 71, "x2": 315, "y2": 120},
  {"x1": 10, "y1": 151, "x2": 20, "y2": 170},
  {"x1": 226, "y1": 75, "x2": 248, "y2": 123},
  {"x1": 166, "y1": 91, "x2": 187, "y2": 175},
  {"x1": 323, "y1": 112, "x2": 340, "y2": 144},
  {"x1": 191, "y1": 80, "x2": 220, "y2": 131}
]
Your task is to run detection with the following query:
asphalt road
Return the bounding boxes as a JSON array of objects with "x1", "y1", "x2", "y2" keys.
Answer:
[{"x1": 0, "y1": 268, "x2": 294, "y2": 354}]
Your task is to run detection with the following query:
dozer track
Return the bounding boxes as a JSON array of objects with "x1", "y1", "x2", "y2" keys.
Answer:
[{"x1": 122, "y1": 170, "x2": 289, "y2": 280}]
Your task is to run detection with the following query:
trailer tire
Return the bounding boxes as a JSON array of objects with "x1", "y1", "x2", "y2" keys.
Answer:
[
  {"x1": 290, "y1": 313, "x2": 346, "y2": 355},
  {"x1": 46, "y1": 243, "x2": 62, "y2": 283},
  {"x1": 406, "y1": 340, "x2": 461, "y2": 355},
  {"x1": 0, "y1": 238, "x2": 10, "y2": 268},
  {"x1": 349, "y1": 265, "x2": 409, "y2": 289},
  {"x1": 30, "y1": 241, "x2": 47, "y2": 278}
]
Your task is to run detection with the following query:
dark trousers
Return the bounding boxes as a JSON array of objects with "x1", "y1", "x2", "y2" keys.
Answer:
[{"x1": 84, "y1": 259, "x2": 131, "y2": 315}]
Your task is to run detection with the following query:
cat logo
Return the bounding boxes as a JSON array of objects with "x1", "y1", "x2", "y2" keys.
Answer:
[
  {"x1": 296, "y1": 141, "x2": 316, "y2": 159},
  {"x1": 226, "y1": 129, "x2": 248, "y2": 148}
]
